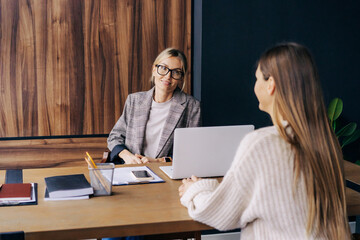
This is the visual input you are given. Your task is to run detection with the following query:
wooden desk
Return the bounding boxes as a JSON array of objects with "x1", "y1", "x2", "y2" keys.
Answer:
[
  {"x1": 0, "y1": 161, "x2": 359, "y2": 239},
  {"x1": 344, "y1": 160, "x2": 360, "y2": 217},
  {"x1": 0, "y1": 163, "x2": 211, "y2": 240}
]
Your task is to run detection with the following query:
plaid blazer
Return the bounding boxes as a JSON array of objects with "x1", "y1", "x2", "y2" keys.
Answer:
[{"x1": 107, "y1": 87, "x2": 201, "y2": 162}]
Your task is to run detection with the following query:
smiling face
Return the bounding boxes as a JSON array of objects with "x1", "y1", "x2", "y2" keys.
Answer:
[{"x1": 152, "y1": 57, "x2": 183, "y2": 95}]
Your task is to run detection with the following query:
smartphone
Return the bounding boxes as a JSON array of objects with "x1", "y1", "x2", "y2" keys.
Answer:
[{"x1": 131, "y1": 170, "x2": 154, "y2": 181}]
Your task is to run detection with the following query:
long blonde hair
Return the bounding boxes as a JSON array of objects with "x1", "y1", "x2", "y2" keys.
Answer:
[{"x1": 258, "y1": 42, "x2": 351, "y2": 239}]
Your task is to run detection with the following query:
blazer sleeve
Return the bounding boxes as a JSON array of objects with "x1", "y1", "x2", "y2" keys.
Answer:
[
  {"x1": 107, "y1": 95, "x2": 131, "y2": 162},
  {"x1": 187, "y1": 98, "x2": 202, "y2": 128}
]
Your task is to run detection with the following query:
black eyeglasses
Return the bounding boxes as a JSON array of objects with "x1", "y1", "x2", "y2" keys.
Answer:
[{"x1": 155, "y1": 65, "x2": 184, "y2": 80}]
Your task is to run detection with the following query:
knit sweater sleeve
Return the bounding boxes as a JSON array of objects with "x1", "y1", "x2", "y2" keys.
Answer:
[
  {"x1": 180, "y1": 127, "x2": 313, "y2": 239},
  {"x1": 180, "y1": 131, "x2": 263, "y2": 231}
]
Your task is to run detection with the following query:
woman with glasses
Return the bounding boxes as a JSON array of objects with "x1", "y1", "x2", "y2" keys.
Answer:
[
  {"x1": 178, "y1": 43, "x2": 351, "y2": 239},
  {"x1": 107, "y1": 48, "x2": 201, "y2": 164}
]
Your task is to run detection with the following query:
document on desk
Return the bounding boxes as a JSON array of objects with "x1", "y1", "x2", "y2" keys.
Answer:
[{"x1": 111, "y1": 166, "x2": 165, "y2": 186}]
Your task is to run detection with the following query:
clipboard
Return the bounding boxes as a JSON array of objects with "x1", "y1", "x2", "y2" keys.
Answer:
[{"x1": 111, "y1": 166, "x2": 165, "y2": 186}]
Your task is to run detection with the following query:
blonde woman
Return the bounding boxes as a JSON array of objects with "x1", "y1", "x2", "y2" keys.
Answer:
[
  {"x1": 179, "y1": 43, "x2": 351, "y2": 239},
  {"x1": 108, "y1": 48, "x2": 201, "y2": 164}
]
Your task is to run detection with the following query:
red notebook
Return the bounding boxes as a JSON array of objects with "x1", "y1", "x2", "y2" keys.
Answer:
[{"x1": 0, "y1": 183, "x2": 32, "y2": 201}]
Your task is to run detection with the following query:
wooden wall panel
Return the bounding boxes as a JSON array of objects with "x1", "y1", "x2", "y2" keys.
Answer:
[
  {"x1": 0, "y1": 0, "x2": 192, "y2": 138},
  {"x1": 0, "y1": 137, "x2": 108, "y2": 169}
]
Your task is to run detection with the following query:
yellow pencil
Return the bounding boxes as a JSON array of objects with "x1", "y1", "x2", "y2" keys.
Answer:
[
  {"x1": 86, "y1": 152, "x2": 97, "y2": 169},
  {"x1": 84, "y1": 157, "x2": 94, "y2": 168}
]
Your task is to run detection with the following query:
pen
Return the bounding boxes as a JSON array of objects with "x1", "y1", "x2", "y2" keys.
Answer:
[{"x1": 127, "y1": 181, "x2": 150, "y2": 185}]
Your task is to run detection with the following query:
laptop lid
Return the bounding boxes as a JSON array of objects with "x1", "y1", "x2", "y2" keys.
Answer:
[{"x1": 168, "y1": 125, "x2": 254, "y2": 179}]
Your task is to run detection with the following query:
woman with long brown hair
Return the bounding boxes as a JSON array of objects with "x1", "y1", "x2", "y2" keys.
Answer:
[{"x1": 179, "y1": 42, "x2": 351, "y2": 239}]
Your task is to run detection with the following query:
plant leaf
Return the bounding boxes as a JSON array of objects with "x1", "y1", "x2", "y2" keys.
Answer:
[
  {"x1": 336, "y1": 123, "x2": 357, "y2": 137},
  {"x1": 341, "y1": 129, "x2": 360, "y2": 148},
  {"x1": 327, "y1": 98, "x2": 343, "y2": 126}
]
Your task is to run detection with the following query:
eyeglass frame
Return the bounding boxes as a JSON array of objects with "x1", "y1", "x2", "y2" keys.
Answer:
[{"x1": 155, "y1": 64, "x2": 184, "y2": 80}]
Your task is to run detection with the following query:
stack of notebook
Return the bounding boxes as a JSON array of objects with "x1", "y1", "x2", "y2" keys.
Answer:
[
  {"x1": 44, "y1": 174, "x2": 94, "y2": 201},
  {"x1": 0, "y1": 183, "x2": 37, "y2": 206}
]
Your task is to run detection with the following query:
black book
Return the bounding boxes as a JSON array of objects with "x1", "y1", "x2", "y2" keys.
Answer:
[
  {"x1": 44, "y1": 174, "x2": 93, "y2": 198},
  {"x1": 44, "y1": 188, "x2": 89, "y2": 201}
]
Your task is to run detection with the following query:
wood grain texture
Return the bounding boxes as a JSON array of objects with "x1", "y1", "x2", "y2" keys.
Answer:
[
  {"x1": 0, "y1": 0, "x2": 192, "y2": 137},
  {"x1": 0, "y1": 164, "x2": 212, "y2": 239},
  {"x1": 0, "y1": 164, "x2": 358, "y2": 239},
  {"x1": 0, "y1": 137, "x2": 108, "y2": 169}
]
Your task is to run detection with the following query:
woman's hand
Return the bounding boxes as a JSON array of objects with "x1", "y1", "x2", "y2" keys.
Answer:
[
  {"x1": 118, "y1": 150, "x2": 142, "y2": 164},
  {"x1": 134, "y1": 154, "x2": 164, "y2": 163},
  {"x1": 119, "y1": 151, "x2": 165, "y2": 164},
  {"x1": 178, "y1": 175, "x2": 201, "y2": 197}
]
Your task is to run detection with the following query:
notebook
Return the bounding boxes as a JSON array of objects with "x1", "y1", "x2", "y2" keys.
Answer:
[
  {"x1": 0, "y1": 183, "x2": 38, "y2": 207},
  {"x1": 44, "y1": 188, "x2": 89, "y2": 201},
  {"x1": 44, "y1": 174, "x2": 93, "y2": 198},
  {"x1": 160, "y1": 125, "x2": 254, "y2": 179},
  {"x1": 0, "y1": 183, "x2": 32, "y2": 201}
]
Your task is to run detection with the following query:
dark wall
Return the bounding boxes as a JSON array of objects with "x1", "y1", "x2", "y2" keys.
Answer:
[{"x1": 196, "y1": 0, "x2": 360, "y2": 161}]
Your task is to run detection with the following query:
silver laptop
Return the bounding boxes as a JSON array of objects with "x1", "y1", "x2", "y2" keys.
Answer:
[{"x1": 160, "y1": 125, "x2": 254, "y2": 179}]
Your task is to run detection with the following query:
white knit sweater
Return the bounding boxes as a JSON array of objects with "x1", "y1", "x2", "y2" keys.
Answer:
[{"x1": 180, "y1": 126, "x2": 320, "y2": 240}]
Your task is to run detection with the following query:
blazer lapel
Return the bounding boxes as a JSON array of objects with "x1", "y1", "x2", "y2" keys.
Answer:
[
  {"x1": 133, "y1": 88, "x2": 154, "y2": 154},
  {"x1": 156, "y1": 88, "x2": 186, "y2": 157}
]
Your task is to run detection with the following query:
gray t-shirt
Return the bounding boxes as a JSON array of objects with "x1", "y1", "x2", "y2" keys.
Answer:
[{"x1": 143, "y1": 98, "x2": 172, "y2": 158}]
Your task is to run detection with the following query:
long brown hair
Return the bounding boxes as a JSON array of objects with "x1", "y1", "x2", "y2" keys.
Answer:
[{"x1": 258, "y1": 42, "x2": 351, "y2": 239}]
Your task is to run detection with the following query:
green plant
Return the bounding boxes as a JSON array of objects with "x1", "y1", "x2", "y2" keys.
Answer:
[{"x1": 327, "y1": 98, "x2": 360, "y2": 153}]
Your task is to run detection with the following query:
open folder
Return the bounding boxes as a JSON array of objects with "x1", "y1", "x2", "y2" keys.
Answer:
[{"x1": 111, "y1": 166, "x2": 165, "y2": 186}]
